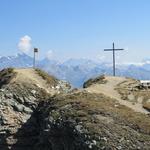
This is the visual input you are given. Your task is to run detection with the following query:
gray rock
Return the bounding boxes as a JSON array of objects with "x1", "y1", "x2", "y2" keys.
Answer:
[
  {"x1": 5, "y1": 93, "x2": 13, "y2": 99},
  {"x1": 13, "y1": 104, "x2": 24, "y2": 112},
  {"x1": 13, "y1": 94, "x2": 24, "y2": 103},
  {"x1": 23, "y1": 106, "x2": 33, "y2": 114}
]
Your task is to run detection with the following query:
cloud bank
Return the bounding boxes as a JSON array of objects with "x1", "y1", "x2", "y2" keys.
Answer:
[
  {"x1": 46, "y1": 50, "x2": 53, "y2": 59},
  {"x1": 18, "y1": 35, "x2": 32, "y2": 53}
]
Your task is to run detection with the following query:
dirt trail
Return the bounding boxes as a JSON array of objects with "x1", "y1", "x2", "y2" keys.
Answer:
[
  {"x1": 86, "y1": 76, "x2": 149, "y2": 114},
  {"x1": 11, "y1": 68, "x2": 55, "y2": 93}
]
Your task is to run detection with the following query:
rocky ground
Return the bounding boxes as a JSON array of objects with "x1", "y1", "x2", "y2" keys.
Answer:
[
  {"x1": 0, "y1": 69, "x2": 150, "y2": 150},
  {"x1": 0, "y1": 68, "x2": 71, "y2": 150},
  {"x1": 35, "y1": 91, "x2": 150, "y2": 150}
]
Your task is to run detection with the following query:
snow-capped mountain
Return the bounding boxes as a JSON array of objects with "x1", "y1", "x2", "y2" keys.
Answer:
[
  {"x1": 0, "y1": 53, "x2": 33, "y2": 69},
  {"x1": 1, "y1": 53, "x2": 150, "y2": 87}
]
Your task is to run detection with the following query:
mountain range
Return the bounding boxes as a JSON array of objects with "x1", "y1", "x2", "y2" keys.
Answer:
[{"x1": 0, "y1": 53, "x2": 150, "y2": 87}]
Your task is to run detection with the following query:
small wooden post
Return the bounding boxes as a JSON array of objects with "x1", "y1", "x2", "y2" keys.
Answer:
[{"x1": 33, "y1": 48, "x2": 38, "y2": 68}]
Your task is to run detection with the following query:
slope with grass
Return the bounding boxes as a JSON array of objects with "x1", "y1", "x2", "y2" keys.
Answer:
[
  {"x1": 10, "y1": 68, "x2": 71, "y2": 95},
  {"x1": 36, "y1": 90, "x2": 150, "y2": 149},
  {"x1": 84, "y1": 75, "x2": 149, "y2": 114}
]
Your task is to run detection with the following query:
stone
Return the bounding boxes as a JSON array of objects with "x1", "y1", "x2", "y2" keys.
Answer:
[
  {"x1": 13, "y1": 104, "x2": 24, "y2": 112},
  {"x1": 13, "y1": 94, "x2": 24, "y2": 103},
  {"x1": 5, "y1": 93, "x2": 13, "y2": 99},
  {"x1": 23, "y1": 107, "x2": 33, "y2": 114}
]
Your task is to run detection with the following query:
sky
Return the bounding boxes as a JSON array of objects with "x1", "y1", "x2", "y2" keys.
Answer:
[{"x1": 0, "y1": 0, "x2": 150, "y2": 63}]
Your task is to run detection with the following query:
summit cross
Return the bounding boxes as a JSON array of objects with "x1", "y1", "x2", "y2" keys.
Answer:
[{"x1": 104, "y1": 43, "x2": 124, "y2": 76}]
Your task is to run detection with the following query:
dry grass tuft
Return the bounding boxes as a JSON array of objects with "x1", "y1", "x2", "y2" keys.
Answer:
[
  {"x1": 143, "y1": 102, "x2": 150, "y2": 111},
  {"x1": 83, "y1": 75, "x2": 107, "y2": 88},
  {"x1": 0, "y1": 68, "x2": 16, "y2": 88},
  {"x1": 35, "y1": 68, "x2": 58, "y2": 86}
]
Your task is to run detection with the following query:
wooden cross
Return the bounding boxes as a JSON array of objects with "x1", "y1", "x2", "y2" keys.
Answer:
[
  {"x1": 104, "y1": 43, "x2": 124, "y2": 76},
  {"x1": 33, "y1": 48, "x2": 38, "y2": 68}
]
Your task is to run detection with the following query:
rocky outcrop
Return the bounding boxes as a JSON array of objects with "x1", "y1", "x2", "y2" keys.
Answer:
[
  {"x1": 0, "y1": 68, "x2": 71, "y2": 150},
  {"x1": 0, "y1": 79, "x2": 51, "y2": 149}
]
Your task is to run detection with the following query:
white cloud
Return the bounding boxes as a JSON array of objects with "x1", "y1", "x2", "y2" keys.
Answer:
[
  {"x1": 18, "y1": 35, "x2": 32, "y2": 53},
  {"x1": 96, "y1": 54, "x2": 106, "y2": 61},
  {"x1": 120, "y1": 62, "x2": 145, "y2": 66},
  {"x1": 46, "y1": 50, "x2": 53, "y2": 59},
  {"x1": 124, "y1": 47, "x2": 129, "y2": 51}
]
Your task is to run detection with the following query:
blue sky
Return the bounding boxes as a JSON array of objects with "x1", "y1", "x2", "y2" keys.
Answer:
[{"x1": 0, "y1": 0, "x2": 150, "y2": 63}]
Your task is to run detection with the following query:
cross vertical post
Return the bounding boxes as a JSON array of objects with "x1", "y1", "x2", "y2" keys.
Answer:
[{"x1": 104, "y1": 43, "x2": 124, "y2": 76}]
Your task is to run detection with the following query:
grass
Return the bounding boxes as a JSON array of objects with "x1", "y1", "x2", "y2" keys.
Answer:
[
  {"x1": 143, "y1": 102, "x2": 150, "y2": 111},
  {"x1": 117, "y1": 84, "x2": 150, "y2": 111},
  {"x1": 47, "y1": 91, "x2": 150, "y2": 135},
  {"x1": 115, "y1": 79, "x2": 150, "y2": 112},
  {"x1": 40, "y1": 90, "x2": 150, "y2": 149},
  {"x1": 35, "y1": 68, "x2": 58, "y2": 86},
  {"x1": 83, "y1": 75, "x2": 107, "y2": 88},
  {"x1": 0, "y1": 68, "x2": 16, "y2": 88}
]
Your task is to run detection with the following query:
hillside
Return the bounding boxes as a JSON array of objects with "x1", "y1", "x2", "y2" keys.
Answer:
[
  {"x1": 36, "y1": 91, "x2": 150, "y2": 149},
  {"x1": 0, "y1": 69, "x2": 150, "y2": 149},
  {"x1": 84, "y1": 75, "x2": 150, "y2": 114},
  {"x1": 0, "y1": 68, "x2": 71, "y2": 95}
]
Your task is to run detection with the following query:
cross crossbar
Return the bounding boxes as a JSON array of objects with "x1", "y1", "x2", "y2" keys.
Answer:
[{"x1": 104, "y1": 49, "x2": 124, "y2": 51}]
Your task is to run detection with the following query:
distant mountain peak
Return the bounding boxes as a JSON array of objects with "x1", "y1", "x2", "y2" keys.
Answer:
[{"x1": 1, "y1": 54, "x2": 150, "y2": 87}]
